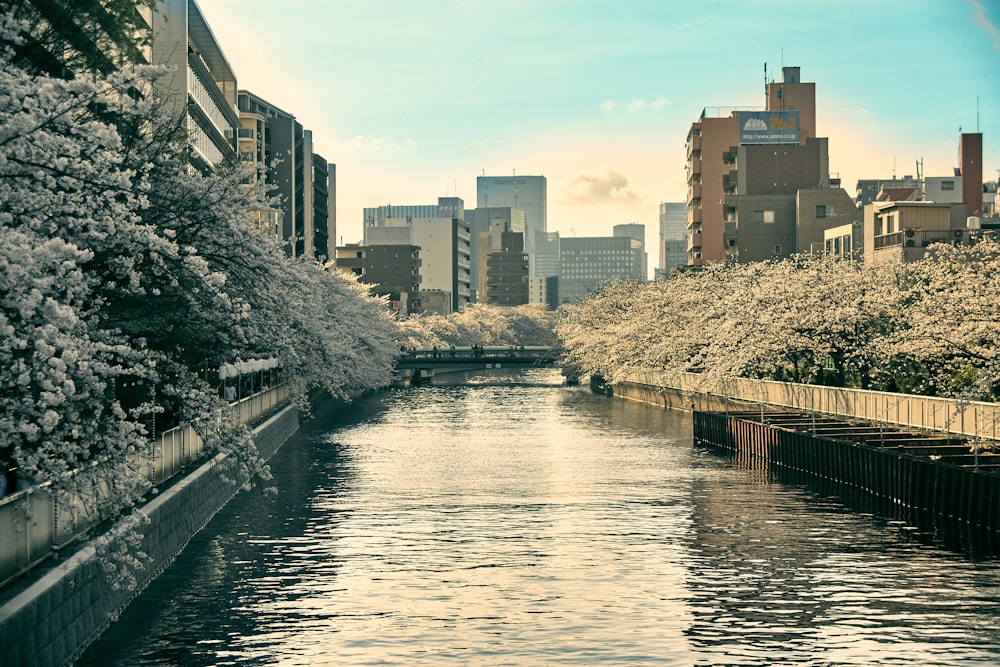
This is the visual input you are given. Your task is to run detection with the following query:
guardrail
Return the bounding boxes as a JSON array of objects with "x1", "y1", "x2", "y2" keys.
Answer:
[
  {"x1": 0, "y1": 384, "x2": 290, "y2": 589},
  {"x1": 624, "y1": 371, "x2": 1000, "y2": 442}
]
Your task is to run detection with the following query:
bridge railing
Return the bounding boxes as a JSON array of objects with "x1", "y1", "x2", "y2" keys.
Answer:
[
  {"x1": 624, "y1": 371, "x2": 1000, "y2": 442},
  {"x1": 399, "y1": 346, "x2": 562, "y2": 363},
  {"x1": 0, "y1": 383, "x2": 291, "y2": 589}
]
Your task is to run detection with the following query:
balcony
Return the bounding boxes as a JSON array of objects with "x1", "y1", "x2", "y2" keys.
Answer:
[
  {"x1": 875, "y1": 228, "x2": 966, "y2": 250},
  {"x1": 686, "y1": 183, "x2": 702, "y2": 206},
  {"x1": 687, "y1": 231, "x2": 703, "y2": 252},
  {"x1": 686, "y1": 158, "x2": 702, "y2": 183},
  {"x1": 686, "y1": 207, "x2": 702, "y2": 226},
  {"x1": 686, "y1": 135, "x2": 702, "y2": 159}
]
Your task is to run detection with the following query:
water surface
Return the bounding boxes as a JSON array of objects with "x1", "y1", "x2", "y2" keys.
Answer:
[{"x1": 80, "y1": 369, "x2": 1000, "y2": 665}]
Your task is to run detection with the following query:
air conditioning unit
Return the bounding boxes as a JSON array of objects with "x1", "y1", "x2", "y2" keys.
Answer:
[{"x1": 905, "y1": 229, "x2": 915, "y2": 238}]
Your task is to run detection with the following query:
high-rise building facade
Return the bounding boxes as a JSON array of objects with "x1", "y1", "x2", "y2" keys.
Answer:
[
  {"x1": 477, "y1": 175, "x2": 547, "y2": 276},
  {"x1": 533, "y1": 230, "x2": 561, "y2": 280},
  {"x1": 486, "y1": 233, "x2": 530, "y2": 306},
  {"x1": 685, "y1": 112, "x2": 739, "y2": 265},
  {"x1": 465, "y1": 207, "x2": 525, "y2": 302},
  {"x1": 366, "y1": 217, "x2": 472, "y2": 312},
  {"x1": 151, "y1": 0, "x2": 240, "y2": 171},
  {"x1": 559, "y1": 237, "x2": 644, "y2": 304},
  {"x1": 613, "y1": 223, "x2": 646, "y2": 279},
  {"x1": 658, "y1": 202, "x2": 687, "y2": 278},
  {"x1": 238, "y1": 92, "x2": 335, "y2": 260}
]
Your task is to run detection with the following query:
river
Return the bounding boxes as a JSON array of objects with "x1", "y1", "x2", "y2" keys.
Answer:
[{"x1": 79, "y1": 368, "x2": 1000, "y2": 666}]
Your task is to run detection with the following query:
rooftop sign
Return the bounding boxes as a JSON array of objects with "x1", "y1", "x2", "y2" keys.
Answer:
[{"x1": 739, "y1": 110, "x2": 800, "y2": 144}]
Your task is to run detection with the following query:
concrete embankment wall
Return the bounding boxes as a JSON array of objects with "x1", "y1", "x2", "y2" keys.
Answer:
[
  {"x1": 609, "y1": 376, "x2": 999, "y2": 534},
  {"x1": 0, "y1": 405, "x2": 299, "y2": 667}
]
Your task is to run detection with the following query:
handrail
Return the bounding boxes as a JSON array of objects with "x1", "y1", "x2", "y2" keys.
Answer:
[
  {"x1": 624, "y1": 371, "x2": 1000, "y2": 443},
  {"x1": 0, "y1": 384, "x2": 290, "y2": 589}
]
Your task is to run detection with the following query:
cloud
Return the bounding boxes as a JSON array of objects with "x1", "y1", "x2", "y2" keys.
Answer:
[
  {"x1": 563, "y1": 169, "x2": 638, "y2": 205},
  {"x1": 599, "y1": 97, "x2": 671, "y2": 114},
  {"x1": 341, "y1": 135, "x2": 417, "y2": 155},
  {"x1": 969, "y1": 0, "x2": 1000, "y2": 50}
]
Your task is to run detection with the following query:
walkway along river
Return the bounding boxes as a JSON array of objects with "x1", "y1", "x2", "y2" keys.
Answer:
[{"x1": 80, "y1": 368, "x2": 1000, "y2": 666}]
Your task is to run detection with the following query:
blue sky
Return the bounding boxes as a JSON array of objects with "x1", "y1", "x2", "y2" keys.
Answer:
[{"x1": 198, "y1": 0, "x2": 1000, "y2": 250}]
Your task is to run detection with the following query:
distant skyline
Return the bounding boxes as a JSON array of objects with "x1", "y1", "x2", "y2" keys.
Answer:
[{"x1": 197, "y1": 0, "x2": 1000, "y2": 251}]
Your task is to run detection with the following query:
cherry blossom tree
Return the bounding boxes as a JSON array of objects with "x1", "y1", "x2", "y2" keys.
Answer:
[
  {"x1": 0, "y1": 6, "x2": 400, "y2": 536},
  {"x1": 397, "y1": 304, "x2": 559, "y2": 349},
  {"x1": 557, "y1": 243, "x2": 1000, "y2": 402}
]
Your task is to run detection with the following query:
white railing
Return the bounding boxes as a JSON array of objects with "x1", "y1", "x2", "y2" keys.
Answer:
[
  {"x1": 625, "y1": 371, "x2": 1000, "y2": 442},
  {"x1": 0, "y1": 384, "x2": 290, "y2": 588}
]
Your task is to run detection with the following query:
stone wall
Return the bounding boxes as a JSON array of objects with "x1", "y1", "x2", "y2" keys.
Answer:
[{"x1": 0, "y1": 405, "x2": 299, "y2": 667}]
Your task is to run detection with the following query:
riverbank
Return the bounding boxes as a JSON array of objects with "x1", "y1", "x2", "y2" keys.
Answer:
[
  {"x1": 0, "y1": 405, "x2": 299, "y2": 667},
  {"x1": 605, "y1": 374, "x2": 999, "y2": 538}
]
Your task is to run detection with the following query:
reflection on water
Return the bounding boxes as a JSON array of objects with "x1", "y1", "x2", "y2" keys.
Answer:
[{"x1": 80, "y1": 369, "x2": 1000, "y2": 666}]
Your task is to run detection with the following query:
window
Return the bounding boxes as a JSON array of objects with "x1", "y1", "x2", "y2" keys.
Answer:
[
  {"x1": 774, "y1": 244, "x2": 782, "y2": 254},
  {"x1": 762, "y1": 210, "x2": 775, "y2": 224},
  {"x1": 816, "y1": 205, "x2": 826, "y2": 218},
  {"x1": 753, "y1": 210, "x2": 764, "y2": 224},
  {"x1": 941, "y1": 180, "x2": 955, "y2": 191}
]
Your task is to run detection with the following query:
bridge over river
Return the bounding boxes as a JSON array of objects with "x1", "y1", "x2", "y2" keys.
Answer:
[{"x1": 395, "y1": 345, "x2": 568, "y2": 385}]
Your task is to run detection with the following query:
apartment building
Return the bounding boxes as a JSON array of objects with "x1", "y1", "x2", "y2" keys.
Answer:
[
  {"x1": 238, "y1": 91, "x2": 335, "y2": 260},
  {"x1": 366, "y1": 216, "x2": 472, "y2": 312},
  {"x1": 150, "y1": 0, "x2": 240, "y2": 171}
]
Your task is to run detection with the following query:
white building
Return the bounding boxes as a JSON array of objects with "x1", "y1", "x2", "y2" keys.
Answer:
[
  {"x1": 367, "y1": 217, "x2": 472, "y2": 312},
  {"x1": 150, "y1": 0, "x2": 240, "y2": 170}
]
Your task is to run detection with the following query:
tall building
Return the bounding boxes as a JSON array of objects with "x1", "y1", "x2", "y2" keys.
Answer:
[
  {"x1": 690, "y1": 66, "x2": 856, "y2": 264},
  {"x1": 366, "y1": 217, "x2": 472, "y2": 312},
  {"x1": 559, "y1": 237, "x2": 644, "y2": 305},
  {"x1": 238, "y1": 92, "x2": 335, "y2": 260},
  {"x1": 960, "y1": 133, "x2": 984, "y2": 217},
  {"x1": 613, "y1": 223, "x2": 646, "y2": 279},
  {"x1": 477, "y1": 175, "x2": 547, "y2": 276},
  {"x1": 658, "y1": 202, "x2": 687, "y2": 278},
  {"x1": 360, "y1": 245, "x2": 423, "y2": 315},
  {"x1": 465, "y1": 207, "x2": 525, "y2": 302},
  {"x1": 150, "y1": 0, "x2": 240, "y2": 171},
  {"x1": 685, "y1": 111, "x2": 740, "y2": 265},
  {"x1": 486, "y1": 233, "x2": 530, "y2": 306},
  {"x1": 533, "y1": 230, "x2": 561, "y2": 279}
]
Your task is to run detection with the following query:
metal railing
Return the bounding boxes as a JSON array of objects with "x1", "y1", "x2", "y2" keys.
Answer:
[
  {"x1": 0, "y1": 384, "x2": 290, "y2": 589},
  {"x1": 625, "y1": 371, "x2": 1000, "y2": 442}
]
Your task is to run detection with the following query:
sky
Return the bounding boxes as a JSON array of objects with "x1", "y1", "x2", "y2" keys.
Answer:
[{"x1": 196, "y1": 0, "x2": 1000, "y2": 258}]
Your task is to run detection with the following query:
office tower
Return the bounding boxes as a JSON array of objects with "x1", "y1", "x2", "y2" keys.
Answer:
[
  {"x1": 559, "y1": 236, "x2": 644, "y2": 304},
  {"x1": 658, "y1": 202, "x2": 687, "y2": 278},
  {"x1": 477, "y1": 175, "x2": 547, "y2": 275},
  {"x1": 613, "y1": 223, "x2": 646, "y2": 279}
]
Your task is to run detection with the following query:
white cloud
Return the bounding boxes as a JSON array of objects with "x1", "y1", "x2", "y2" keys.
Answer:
[
  {"x1": 563, "y1": 169, "x2": 638, "y2": 205},
  {"x1": 969, "y1": 0, "x2": 1000, "y2": 51},
  {"x1": 341, "y1": 135, "x2": 417, "y2": 156},
  {"x1": 600, "y1": 97, "x2": 671, "y2": 114}
]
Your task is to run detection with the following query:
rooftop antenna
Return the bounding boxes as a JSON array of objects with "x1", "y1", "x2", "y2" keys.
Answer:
[{"x1": 977, "y1": 96, "x2": 980, "y2": 133}]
